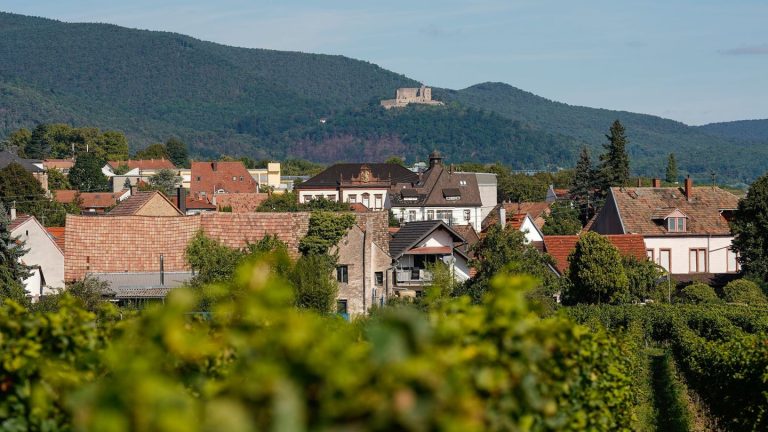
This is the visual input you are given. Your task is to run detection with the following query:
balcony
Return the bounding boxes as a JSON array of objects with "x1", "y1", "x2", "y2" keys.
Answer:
[{"x1": 396, "y1": 269, "x2": 433, "y2": 285}]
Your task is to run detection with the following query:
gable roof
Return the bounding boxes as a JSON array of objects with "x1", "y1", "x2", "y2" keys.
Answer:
[
  {"x1": 0, "y1": 151, "x2": 44, "y2": 173},
  {"x1": 390, "y1": 165, "x2": 482, "y2": 207},
  {"x1": 298, "y1": 163, "x2": 418, "y2": 189},
  {"x1": 389, "y1": 220, "x2": 467, "y2": 259},
  {"x1": 543, "y1": 234, "x2": 647, "y2": 275},
  {"x1": 608, "y1": 186, "x2": 739, "y2": 235},
  {"x1": 80, "y1": 191, "x2": 127, "y2": 209},
  {"x1": 108, "y1": 159, "x2": 176, "y2": 171},
  {"x1": 9, "y1": 214, "x2": 33, "y2": 231},
  {"x1": 190, "y1": 161, "x2": 257, "y2": 196},
  {"x1": 108, "y1": 191, "x2": 183, "y2": 216},
  {"x1": 43, "y1": 159, "x2": 75, "y2": 170}
]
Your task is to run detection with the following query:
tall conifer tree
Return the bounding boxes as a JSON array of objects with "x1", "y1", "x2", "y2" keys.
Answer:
[
  {"x1": 665, "y1": 153, "x2": 678, "y2": 184},
  {"x1": 0, "y1": 203, "x2": 31, "y2": 304},
  {"x1": 598, "y1": 120, "x2": 630, "y2": 191}
]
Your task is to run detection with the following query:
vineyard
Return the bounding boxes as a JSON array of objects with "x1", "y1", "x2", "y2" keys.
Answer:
[{"x1": 1, "y1": 259, "x2": 768, "y2": 431}]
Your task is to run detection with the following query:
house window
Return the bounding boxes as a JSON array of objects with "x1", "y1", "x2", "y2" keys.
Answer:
[
  {"x1": 436, "y1": 210, "x2": 452, "y2": 224},
  {"x1": 667, "y1": 217, "x2": 686, "y2": 232},
  {"x1": 375, "y1": 272, "x2": 384, "y2": 286},
  {"x1": 727, "y1": 249, "x2": 739, "y2": 273},
  {"x1": 463, "y1": 209, "x2": 471, "y2": 221},
  {"x1": 336, "y1": 265, "x2": 349, "y2": 283},
  {"x1": 196, "y1": 176, "x2": 201, "y2": 181},
  {"x1": 348, "y1": 194, "x2": 357, "y2": 203},
  {"x1": 408, "y1": 210, "x2": 417, "y2": 222},
  {"x1": 646, "y1": 249, "x2": 654, "y2": 261},
  {"x1": 336, "y1": 299, "x2": 348, "y2": 315},
  {"x1": 689, "y1": 248, "x2": 707, "y2": 273},
  {"x1": 327, "y1": 195, "x2": 336, "y2": 201},
  {"x1": 232, "y1": 176, "x2": 237, "y2": 181},
  {"x1": 659, "y1": 249, "x2": 671, "y2": 272},
  {"x1": 362, "y1": 193, "x2": 370, "y2": 208},
  {"x1": 303, "y1": 195, "x2": 312, "y2": 203},
  {"x1": 374, "y1": 194, "x2": 383, "y2": 209},
  {"x1": 240, "y1": 176, "x2": 244, "y2": 181}
]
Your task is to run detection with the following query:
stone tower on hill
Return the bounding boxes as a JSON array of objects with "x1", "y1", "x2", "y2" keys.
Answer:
[{"x1": 380, "y1": 86, "x2": 444, "y2": 109}]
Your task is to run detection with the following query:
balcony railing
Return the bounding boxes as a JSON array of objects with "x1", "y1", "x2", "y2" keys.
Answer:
[{"x1": 396, "y1": 269, "x2": 433, "y2": 284}]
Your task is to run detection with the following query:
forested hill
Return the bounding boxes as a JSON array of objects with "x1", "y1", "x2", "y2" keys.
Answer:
[
  {"x1": 695, "y1": 119, "x2": 768, "y2": 142},
  {"x1": 0, "y1": 12, "x2": 766, "y2": 183}
]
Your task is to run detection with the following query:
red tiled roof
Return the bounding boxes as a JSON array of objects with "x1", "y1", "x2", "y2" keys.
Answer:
[
  {"x1": 348, "y1": 203, "x2": 369, "y2": 213},
  {"x1": 214, "y1": 193, "x2": 269, "y2": 213},
  {"x1": 9, "y1": 214, "x2": 33, "y2": 231},
  {"x1": 108, "y1": 159, "x2": 176, "y2": 171},
  {"x1": 482, "y1": 202, "x2": 552, "y2": 231},
  {"x1": 190, "y1": 161, "x2": 257, "y2": 196},
  {"x1": 79, "y1": 192, "x2": 124, "y2": 209},
  {"x1": 64, "y1": 212, "x2": 390, "y2": 281},
  {"x1": 608, "y1": 186, "x2": 739, "y2": 235},
  {"x1": 43, "y1": 159, "x2": 75, "y2": 170},
  {"x1": 46, "y1": 227, "x2": 66, "y2": 251},
  {"x1": 543, "y1": 234, "x2": 647, "y2": 275},
  {"x1": 53, "y1": 190, "x2": 78, "y2": 204},
  {"x1": 174, "y1": 195, "x2": 217, "y2": 211}
]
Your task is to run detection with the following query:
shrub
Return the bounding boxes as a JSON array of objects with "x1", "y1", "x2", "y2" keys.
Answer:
[
  {"x1": 722, "y1": 279, "x2": 767, "y2": 305},
  {"x1": 674, "y1": 283, "x2": 720, "y2": 304}
]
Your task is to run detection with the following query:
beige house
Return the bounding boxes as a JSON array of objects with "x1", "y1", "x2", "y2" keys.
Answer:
[{"x1": 108, "y1": 191, "x2": 183, "y2": 217}]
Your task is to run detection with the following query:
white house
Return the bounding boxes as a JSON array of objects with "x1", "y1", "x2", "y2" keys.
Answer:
[
  {"x1": 295, "y1": 163, "x2": 419, "y2": 210},
  {"x1": 9, "y1": 212, "x2": 65, "y2": 300},
  {"x1": 389, "y1": 151, "x2": 497, "y2": 232},
  {"x1": 590, "y1": 178, "x2": 740, "y2": 276},
  {"x1": 389, "y1": 220, "x2": 471, "y2": 296}
]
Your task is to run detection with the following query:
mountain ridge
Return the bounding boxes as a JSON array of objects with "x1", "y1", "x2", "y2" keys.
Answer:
[{"x1": 0, "y1": 11, "x2": 765, "y2": 183}]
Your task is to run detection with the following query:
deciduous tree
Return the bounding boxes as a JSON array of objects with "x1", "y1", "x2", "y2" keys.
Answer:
[
  {"x1": 564, "y1": 232, "x2": 628, "y2": 305},
  {"x1": 731, "y1": 173, "x2": 768, "y2": 281},
  {"x1": 165, "y1": 137, "x2": 189, "y2": 168},
  {"x1": 69, "y1": 152, "x2": 109, "y2": 192}
]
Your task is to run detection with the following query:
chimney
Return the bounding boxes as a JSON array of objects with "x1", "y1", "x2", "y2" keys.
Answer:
[
  {"x1": 684, "y1": 175, "x2": 693, "y2": 201},
  {"x1": 177, "y1": 187, "x2": 187, "y2": 215},
  {"x1": 498, "y1": 207, "x2": 506, "y2": 229},
  {"x1": 636, "y1": 178, "x2": 642, "y2": 187},
  {"x1": 10, "y1": 203, "x2": 16, "y2": 221},
  {"x1": 211, "y1": 161, "x2": 217, "y2": 172},
  {"x1": 652, "y1": 178, "x2": 661, "y2": 188},
  {"x1": 160, "y1": 254, "x2": 165, "y2": 286}
]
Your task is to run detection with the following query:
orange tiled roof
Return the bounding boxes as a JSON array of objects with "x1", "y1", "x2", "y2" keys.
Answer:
[
  {"x1": 543, "y1": 234, "x2": 647, "y2": 275},
  {"x1": 53, "y1": 190, "x2": 78, "y2": 204},
  {"x1": 108, "y1": 159, "x2": 176, "y2": 171},
  {"x1": 348, "y1": 203, "x2": 370, "y2": 213},
  {"x1": 9, "y1": 214, "x2": 33, "y2": 231},
  {"x1": 609, "y1": 186, "x2": 738, "y2": 235},
  {"x1": 55, "y1": 190, "x2": 128, "y2": 208},
  {"x1": 43, "y1": 159, "x2": 75, "y2": 170},
  {"x1": 214, "y1": 193, "x2": 269, "y2": 213},
  {"x1": 109, "y1": 191, "x2": 183, "y2": 216},
  {"x1": 482, "y1": 202, "x2": 552, "y2": 231},
  {"x1": 46, "y1": 227, "x2": 66, "y2": 251},
  {"x1": 190, "y1": 161, "x2": 257, "y2": 196}
]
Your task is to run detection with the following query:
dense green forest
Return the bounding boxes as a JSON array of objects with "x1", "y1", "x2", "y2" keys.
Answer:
[
  {"x1": 1, "y1": 12, "x2": 766, "y2": 184},
  {"x1": 695, "y1": 119, "x2": 768, "y2": 142}
]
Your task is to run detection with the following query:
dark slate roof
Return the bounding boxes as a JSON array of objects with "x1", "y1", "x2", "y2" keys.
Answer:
[
  {"x1": 389, "y1": 220, "x2": 467, "y2": 259},
  {"x1": 0, "y1": 151, "x2": 44, "y2": 173},
  {"x1": 390, "y1": 165, "x2": 482, "y2": 207},
  {"x1": 297, "y1": 163, "x2": 418, "y2": 188},
  {"x1": 91, "y1": 271, "x2": 193, "y2": 298}
]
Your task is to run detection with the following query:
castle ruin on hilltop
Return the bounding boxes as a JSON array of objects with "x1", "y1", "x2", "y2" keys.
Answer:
[{"x1": 380, "y1": 86, "x2": 444, "y2": 109}]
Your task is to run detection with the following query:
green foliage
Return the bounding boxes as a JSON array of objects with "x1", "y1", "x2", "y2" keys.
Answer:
[
  {"x1": 299, "y1": 212, "x2": 356, "y2": 256},
  {"x1": 17, "y1": 123, "x2": 128, "y2": 160},
  {"x1": 384, "y1": 156, "x2": 405, "y2": 166},
  {"x1": 0, "y1": 205, "x2": 31, "y2": 305},
  {"x1": 144, "y1": 168, "x2": 181, "y2": 196},
  {"x1": 674, "y1": 283, "x2": 720, "y2": 304},
  {"x1": 460, "y1": 225, "x2": 560, "y2": 304},
  {"x1": 165, "y1": 137, "x2": 189, "y2": 168},
  {"x1": 46, "y1": 167, "x2": 70, "y2": 190},
  {"x1": 665, "y1": 153, "x2": 678, "y2": 184},
  {"x1": 598, "y1": 120, "x2": 631, "y2": 191},
  {"x1": 256, "y1": 191, "x2": 350, "y2": 212},
  {"x1": 731, "y1": 172, "x2": 768, "y2": 281},
  {"x1": 722, "y1": 278, "x2": 767, "y2": 305},
  {"x1": 564, "y1": 232, "x2": 629, "y2": 305},
  {"x1": 281, "y1": 159, "x2": 326, "y2": 176},
  {"x1": 134, "y1": 143, "x2": 169, "y2": 160},
  {"x1": 541, "y1": 201, "x2": 582, "y2": 235},
  {"x1": 290, "y1": 254, "x2": 339, "y2": 313},
  {"x1": 622, "y1": 256, "x2": 662, "y2": 303},
  {"x1": 570, "y1": 146, "x2": 598, "y2": 220},
  {"x1": 185, "y1": 231, "x2": 244, "y2": 287},
  {"x1": 0, "y1": 163, "x2": 68, "y2": 227},
  {"x1": 68, "y1": 151, "x2": 109, "y2": 192}
]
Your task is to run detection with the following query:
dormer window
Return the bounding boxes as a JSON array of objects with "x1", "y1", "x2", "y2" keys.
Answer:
[{"x1": 667, "y1": 217, "x2": 686, "y2": 232}]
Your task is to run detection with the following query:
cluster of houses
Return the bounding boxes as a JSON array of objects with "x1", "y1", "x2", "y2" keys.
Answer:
[{"x1": 3, "y1": 149, "x2": 743, "y2": 315}]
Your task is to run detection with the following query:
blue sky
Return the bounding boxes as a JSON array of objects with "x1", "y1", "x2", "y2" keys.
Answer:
[{"x1": 4, "y1": 0, "x2": 767, "y2": 125}]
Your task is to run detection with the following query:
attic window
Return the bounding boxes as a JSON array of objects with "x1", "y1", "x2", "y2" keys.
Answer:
[
  {"x1": 401, "y1": 189, "x2": 419, "y2": 201},
  {"x1": 459, "y1": 180, "x2": 467, "y2": 186},
  {"x1": 667, "y1": 217, "x2": 686, "y2": 232},
  {"x1": 443, "y1": 188, "x2": 461, "y2": 201}
]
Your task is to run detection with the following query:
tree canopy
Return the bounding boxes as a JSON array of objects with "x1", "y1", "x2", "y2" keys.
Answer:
[
  {"x1": 564, "y1": 232, "x2": 629, "y2": 305},
  {"x1": 69, "y1": 152, "x2": 109, "y2": 192},
  {"x1": 598, "y1": 120, "x2": 630, "y2": 192},
  {"x1": 731, "y1": 172, "x2": 768, "y2": 281}
]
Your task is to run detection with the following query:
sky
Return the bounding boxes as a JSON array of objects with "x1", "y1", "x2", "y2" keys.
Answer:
[{"x1": 3, "y1": 0, "x2": 767, "y2": 125}]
